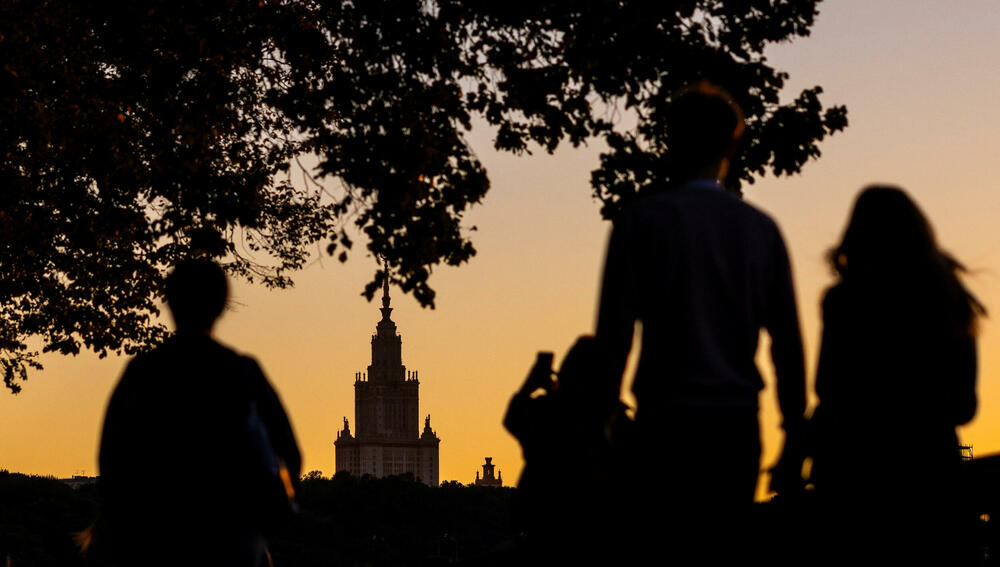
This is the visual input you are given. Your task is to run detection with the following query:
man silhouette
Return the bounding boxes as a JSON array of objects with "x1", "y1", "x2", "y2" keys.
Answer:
[
  {"x1": 98, "y1": 259, "x2": 301, "y2": 566},
  {"x1": 595, "y1": 83, "x2": 806, "y2": 562}
]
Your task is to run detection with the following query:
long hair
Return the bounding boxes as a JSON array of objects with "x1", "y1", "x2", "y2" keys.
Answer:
[{"x1": 828, "y1": 185, "x2": 984, "y2": 336}]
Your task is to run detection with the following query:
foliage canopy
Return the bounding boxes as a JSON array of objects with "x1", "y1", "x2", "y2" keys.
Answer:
[{"x1": 0, "y1": 0, "x2": 845, "y2": 391}]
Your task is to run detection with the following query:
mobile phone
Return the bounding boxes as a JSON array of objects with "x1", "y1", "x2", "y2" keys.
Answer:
[
  {"x1": 526, "y1": 351, "x2": 555, "y2": 391},
  {"x1": 535, "y1": 351, "x2": 554, "y2": 372}
]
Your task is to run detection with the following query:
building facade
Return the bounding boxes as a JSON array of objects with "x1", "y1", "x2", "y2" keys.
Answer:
[{"x1": 334, "y1": 275, "x2": 440, "y2": 486}]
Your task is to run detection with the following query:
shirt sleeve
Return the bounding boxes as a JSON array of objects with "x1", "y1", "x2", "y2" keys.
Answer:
[
  {"x1": 814, "y1": 286, "x2": 845, "y2": 407},
  {"x1": 594, "y1": 215, "x2": 639, "y2": 404},
  {"x1": 98, "y1": 357, "x2": 144, "y2": 516},
  {"x1": 765, "y1": 226, "x2": 806, "y2": 434},
  {"x1": 247, "y1": 358, "x2": 303, "y2": 482},
  {"x1": 948, "y1": 334, "x2": 978, "y2": 425}
]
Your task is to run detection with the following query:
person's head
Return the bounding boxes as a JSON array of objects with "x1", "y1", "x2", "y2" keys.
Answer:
[
  {"x1": 665, "y1": 81, "x2": 745, "y2": 178},
  {"x1": 829, "y1": 185, "x2": 984, "y2": 334},
  {"x1": 829, "y1": 185, "x2": 937, "y2": 280},
  {"x1": 165, "y1": 259, "x2": 228, "y2": 333}
]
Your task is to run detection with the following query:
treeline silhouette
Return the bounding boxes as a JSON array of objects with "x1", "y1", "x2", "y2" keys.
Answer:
[
  {"x1": 8, "y1": 465, "x2": 1000, "y2": 565},
  {"x1": 0, "y1": 471, "x2": 100, "y2": 565},
  {"x1": 268, "y1": 473, "x2": 517, "y2": 566},
  {"x1": 0, "y1": 471, "x2": 517, "y2": 567}
]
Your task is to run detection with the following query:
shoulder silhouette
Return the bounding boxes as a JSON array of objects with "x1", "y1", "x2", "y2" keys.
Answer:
[{"x1": 98, "y1": 259, "x2": 301, "y2": 567}]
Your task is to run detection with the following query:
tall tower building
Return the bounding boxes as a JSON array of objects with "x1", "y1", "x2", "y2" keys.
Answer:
[{"x1": 334, "y1": 271, "x2": 440, "y2": 486}]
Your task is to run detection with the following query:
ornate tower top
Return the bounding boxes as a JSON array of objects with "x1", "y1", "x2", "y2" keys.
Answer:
[{"x1": 369, "y1": 260, "x2": 405, "y2": 383}]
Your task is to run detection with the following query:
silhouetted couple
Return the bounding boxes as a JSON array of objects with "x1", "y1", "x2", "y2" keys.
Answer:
[
  {"x1": 98, "y1": 260, "x2": 301, "y2": 566},
  {"x1": 510, "y1": 83, "x2": 982, "y2": 564}
]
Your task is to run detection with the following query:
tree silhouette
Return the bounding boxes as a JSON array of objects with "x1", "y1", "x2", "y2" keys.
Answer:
[{"x1": 0, "y1": 0, "x2": 845, "y2": 391}]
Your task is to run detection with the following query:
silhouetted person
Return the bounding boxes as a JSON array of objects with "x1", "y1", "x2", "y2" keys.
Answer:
[
  {"x1": 98, "y1": 259, "x2": 301, "y2": 566},
  {"x1": 504, "y1": 337, "x2": 629, "y2": 563},
  {"x1": 808, "y1": 186, "x2": 983, "y2": 564},
  {"x1": 594, "y1": 82, "x2": 807, "y2": 563}
]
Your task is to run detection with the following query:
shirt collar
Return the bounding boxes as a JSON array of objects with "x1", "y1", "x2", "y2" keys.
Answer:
[{"x1": 681, "y1": 179, "x2": 726, "y2": 192}]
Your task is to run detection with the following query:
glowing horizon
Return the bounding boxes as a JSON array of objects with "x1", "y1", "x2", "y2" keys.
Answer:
[{"x1": 3, "y1": 1, "x2": 1000, "y2": 502}]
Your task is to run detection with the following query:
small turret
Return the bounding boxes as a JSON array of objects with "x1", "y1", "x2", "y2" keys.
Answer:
[
  {"x1": 474, "y1": 457, "x2": 503, "y2": 487},
  {"x1": 338, "y1": 416, "x2": 353, "y2": 440}
]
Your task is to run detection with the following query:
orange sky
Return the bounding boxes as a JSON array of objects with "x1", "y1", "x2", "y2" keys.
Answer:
[{"x1": 3, "y1": 1, "x2": 1000, "y2": 498}]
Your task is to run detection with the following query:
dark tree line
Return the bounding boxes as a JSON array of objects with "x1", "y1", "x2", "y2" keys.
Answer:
[
  {"x1": 0, "y1": 471, "x2": 101, "y2": 566},
  {"x1": 5, "y1": 468, "x2": 1000, "y2": 566},
  {"x1": 0, "y1": 471, "x2": 516, "y2": 566},
  {"x1": 0, "y1": 1, "x2": 846, "y2": 391}
]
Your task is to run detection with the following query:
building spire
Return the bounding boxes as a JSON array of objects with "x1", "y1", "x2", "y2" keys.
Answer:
[
  {"x1": 379, "y1": 258, "x2": 393, "y2": 321},
  {"x1": 381, "y1": 258, "x2": 391, "y2": 309}
]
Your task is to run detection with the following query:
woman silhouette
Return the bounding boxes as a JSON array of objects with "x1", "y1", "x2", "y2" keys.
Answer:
[{"x1": 809, "y1": 185, "x2": 984, "y2": 562}]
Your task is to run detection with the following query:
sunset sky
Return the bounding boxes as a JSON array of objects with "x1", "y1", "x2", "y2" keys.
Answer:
[{"x1": 3, "y1": 1, "x2": 1000, "y2": 499}]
